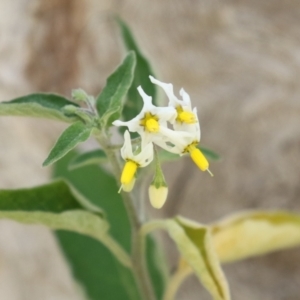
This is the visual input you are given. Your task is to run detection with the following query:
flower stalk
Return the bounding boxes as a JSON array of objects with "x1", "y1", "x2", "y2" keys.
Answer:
[{"x1": 95, "y1": 132, "x2": 156, "y2": 300}]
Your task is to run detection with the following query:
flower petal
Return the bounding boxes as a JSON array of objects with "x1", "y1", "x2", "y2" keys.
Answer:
[
  {"x1": 179, "y1": 88, "x2": 192, "y2": 108},
  {"x1": 120, "y1": 130, "x2": 133, "y2": 159},
  {"x1": 135, "y1": 141, "x2": 154, "y2": 167},
  {"x1": 137, "y1": 86, "x2": 153, "y2": 108},
  {"x1": 149, "y1": 76, "x2": 183, "y2": 107}
]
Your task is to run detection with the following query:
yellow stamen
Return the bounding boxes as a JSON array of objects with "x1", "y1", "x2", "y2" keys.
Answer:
[
  {"x1": 145, "y1": 118, "x2": 159, "y2": 132},
  {"x1": 140, "y1": 112, "x2": 160, "y2": 132},
  {"x1": 121, "y1": 160, "x2": 138, "y2": 184},
  {"x1": 176, "y1": 106, "x2": 196, "y2": 124},
  {"x1": 187, "y1": 145, "x2": 212, "y2": 175},
  {"x1": 122, "y1": 177, "x2": 136, "y2": 192}
]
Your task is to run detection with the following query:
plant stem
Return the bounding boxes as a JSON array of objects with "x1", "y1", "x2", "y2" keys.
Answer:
[
  {"x1": 163, "y1": 264, "x2": 192, "y2": 300},
  {"x1": 96, "y1": 134, "x2": 156, "y2": 300}
]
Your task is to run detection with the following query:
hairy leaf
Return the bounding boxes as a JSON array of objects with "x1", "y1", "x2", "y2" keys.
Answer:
[
  {"x1": 43, "y1": 122, "x2": 93, "y2": 166},
  {"x1": 0, "y1": 180, "x2": 130, "y2": 268},
  {"x1": 117, "y1": 18, "x2": 157, "y2": 123},
  {"x1": 0, "y1": 180, "x2": 101, "y2": 213},
  {"x1": 0, "y1": 93, "x2": 79, "y2": 122},
  {"x1": 212, "y1": 211, "x2": 300, "y2": 263},
  {"x1": 54, "y1": 152, "x2": 167, "y2": 300},
  {"x1": 96, "y1": 51, "x2": 136, "y2": 126},
  {"x1": 69, "y1": 149, "x2": 107, "y2": 170}
]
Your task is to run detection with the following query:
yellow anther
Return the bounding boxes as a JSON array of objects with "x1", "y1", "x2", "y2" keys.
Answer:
[
  {"x1": 145, "y1": 118, "x2": 159, "y2": 132},
  {"x1": 121, "y1": 160, "x2": 138, "y2": 185},
  {"x1": 187, "y1": 145, "x2": 210, "y2": 173},
  {"x1": 176, "y1": 106, "x2": 196, "y2": 124},
  {"x1": 177, "y1": 111, "x2": 196, "y2": 124},
  {"x1": 140, "y1": 112, "x2": 160, "y2": 133},
  {"x1": 122, "y1": 178, "x2": 136, "y2": 192}
]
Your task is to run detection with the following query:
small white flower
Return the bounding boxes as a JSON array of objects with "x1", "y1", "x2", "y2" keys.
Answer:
[
  {"x1": 120, "y1": 130, "x2": 154, "y2": 190},
  {"x1": 148, "y1": 77, "x2": 211, "y2": 175},
  {"x1": 113, "y1": 86, "x2": 176, "y2": 145},
  {"x1": 149, "y1": 76, "x2": 198, "y2": 132}
]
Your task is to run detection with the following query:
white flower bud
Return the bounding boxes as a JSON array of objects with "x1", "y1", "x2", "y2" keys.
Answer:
[{"x1": 148, "y1": 185, "x2": 168, "y2": 209}]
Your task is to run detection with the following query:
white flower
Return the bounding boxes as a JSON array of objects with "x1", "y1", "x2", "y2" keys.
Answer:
[
  {"x1": 113, "y1": 86, "x2": 176, "y2": 145},
  {"x1": 120, "y1": 130, "x2": 154, "y2": 190},
  {"x1": 148, "y1": 77, "x2": 212, "y2": 175},
  {"x1": 149, "y1": 76, "x2": 198, "y2": 132}
]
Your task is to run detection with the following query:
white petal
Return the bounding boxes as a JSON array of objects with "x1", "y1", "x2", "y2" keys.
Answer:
[
  {"x1": 154, "y1": 106, "x2": 177, "y2": 123},
  {"x1": 179, "y1": 88, "x2": 192, "y2": 108},
  {"x1": 158, "y1": 126, "x2": 194, "y2": 153},
  {"x1": 135, "y1": 142, "x2": 154, "y2": 167},
  {"x1": 153, "y1": 137, "x2": 182, "y2": 154},
  {"x1": 137, "y1": 86, "x2": 153, "y2": 108},
  {"x1": 120, "y1": 130, "x2": 133, "y2": 159},
  {"x1": 113, "y1": 117, "x2": 142, "y2": 133},
  {"x1": 149, "y1": 76, "x2": 183, "y2": 107}
]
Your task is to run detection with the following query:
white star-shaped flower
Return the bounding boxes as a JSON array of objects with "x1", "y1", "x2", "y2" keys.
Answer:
[
  {"x1": 149, "y1": 76, "x2": 199, "y2": 132},
  {"x1": 113, "y1": 86, "x2": 176, "y2": 145},
  {"x1": 148, "y1": 77, "x2": 211, "y2": 175},
  {"x1": 119, "y1": 130, "x2": 154, "y2": 191}
]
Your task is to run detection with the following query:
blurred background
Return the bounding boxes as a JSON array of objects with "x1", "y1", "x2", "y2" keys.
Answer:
[{"x1": 0, "y1": 0, "x2": 300, "y2": 299}]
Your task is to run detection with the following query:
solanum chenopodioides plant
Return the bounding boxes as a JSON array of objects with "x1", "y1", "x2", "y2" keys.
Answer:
[
  {"x1": 113, "y1": 76, "x2": 213, "y2": 208},
  {"x1": 0, "y1": 18, "x2": 300, "y2": 300},
  {"x1": 0, "y1": 45, "x2": 227, "y2": 300}
]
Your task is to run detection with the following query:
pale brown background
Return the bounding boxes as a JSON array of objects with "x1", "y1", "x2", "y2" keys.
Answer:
[{"x1": 0, "y1": 0, "x2": 300, "y2": 299}]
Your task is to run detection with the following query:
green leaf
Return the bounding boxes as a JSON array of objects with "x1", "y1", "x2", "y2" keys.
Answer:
[
  {"x1": 96, "y1": 51, "x2": 136, "y2": 126},
  {"x1": 143, "y1": 218, "x2": 230, "y2": 300},
  {"x1": 69, "y1": 149, "x2": 107, "y2": 170},
  {"x1": 0, "y1": 180, "x2": 131, "y2": 268},
  {"x1": 54, "y1": 152, "x2": 167, "y2": 300},
  {"x1": 159, "y1": 146, "x2": 220, "y2": 163},
  {"x1": 198, "y1": 147, "x2": 221, "y2": 161},
  {"x1": 116, "y1": 18, "x2": 157, "y2": 123},
  {"x1": 43, "y1": 122, "x2": 93, "y2": 166},
  {"x1": 0, "y1": 180, "x2": 87, "y2": 213},
  {"x1": 0, "y1": 93, "x2": 79, "y2": 122},
  {"x1": 212, "y1": 211, "x2": 300, "y2": 263},
  {"x1": 0, "y1": 210, "x2": 131, "y2": 268}
]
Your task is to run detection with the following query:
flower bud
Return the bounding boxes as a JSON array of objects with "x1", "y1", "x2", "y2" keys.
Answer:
[
  {"x1": 149, "y1": 152, "x2": 168, "y2": 209},
  {"x1": 72, "y1": 88, "x2": 89, "y2": 102},
  {"x1": 148, "y1": 184, "x2": 168, "y2": 209}
]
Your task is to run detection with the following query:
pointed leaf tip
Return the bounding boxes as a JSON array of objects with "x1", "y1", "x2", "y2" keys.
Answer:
[
  {"x1": 96, "y1": 51, "x2": 136, "y2": 127},
  {"x1": 43, "y1": 122, "x2": 93, "y2": 167}
]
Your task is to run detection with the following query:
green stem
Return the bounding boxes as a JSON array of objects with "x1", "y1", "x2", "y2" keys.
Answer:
[
  {"x1": 163, "y1": 265, "x2": 192, "y2": 300},
  {"x1": 141, "y1": 220, "x2": 193, "y2": 300},
  {"x1": 96, "y1": 134, "x2": 156, "y2": 300}
]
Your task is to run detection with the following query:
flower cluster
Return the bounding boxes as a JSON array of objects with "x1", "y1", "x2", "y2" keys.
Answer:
[{"x1": 113, "y1": 76, "x2": 211, "y2": 208}]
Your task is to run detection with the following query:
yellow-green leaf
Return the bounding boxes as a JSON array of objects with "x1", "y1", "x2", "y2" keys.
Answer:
[
  {"x1": 142, "y1": 217, "x2": 230, "y2": 300},
  {"x1": 212, "y1": 211, "x2": 300, "y2": 263}
]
